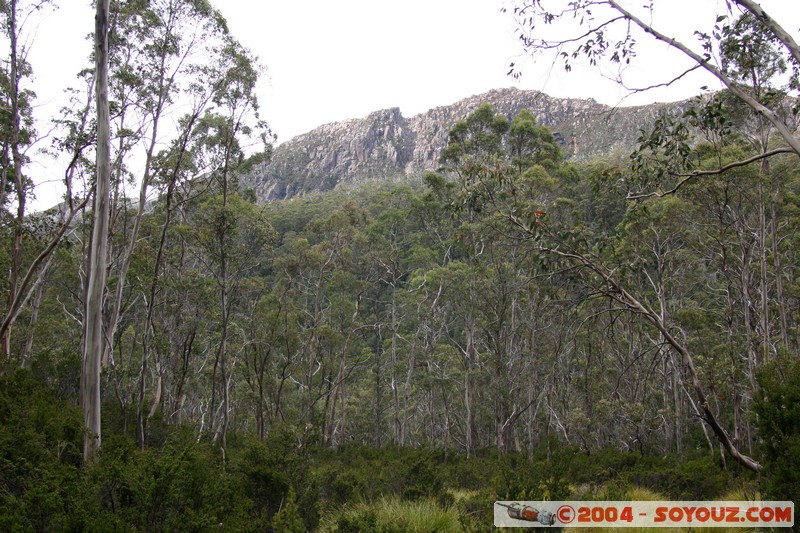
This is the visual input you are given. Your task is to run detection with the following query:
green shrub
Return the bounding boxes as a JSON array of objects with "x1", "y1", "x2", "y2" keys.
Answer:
[
  {"x1": 272, "y1": 487, "x2": 306, "y2": 533},
  {"x1": 401, "y1": 451, "x2": 444, "y2": 500},
  {"x1": 755, "y1": 356, "x2": 800, "y2": 505},
  {"x1": 333, "y1": 508, "x2": 379, "y2": 532},
  {"x1": 0, "y1": 369, "x2": 84, "y2": 532},
  {"x1": 228, "y1": 428, "x2": 319, "y2": 531},
  {"x1": 87, "y1": 430, "x2": 256, "y2": 532}
]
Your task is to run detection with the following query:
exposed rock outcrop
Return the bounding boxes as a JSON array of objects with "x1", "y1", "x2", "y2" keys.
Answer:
[{"x1": 244, "y1": 87, "x2": 688, "y2": 202}]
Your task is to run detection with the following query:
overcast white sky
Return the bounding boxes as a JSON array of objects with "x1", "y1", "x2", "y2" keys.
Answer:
[
  {"x1": 21, "y1": 0, "x2": 800, "y2": 207},
  {"x1": 194, "y1": 0, "x2": 800, "y2": 143},
  {"x1": 207, "y1": 0, "x2": 798, "y2": 142}
]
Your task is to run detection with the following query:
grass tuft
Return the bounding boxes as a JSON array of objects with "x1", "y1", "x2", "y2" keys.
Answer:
[{"x1": 320, "y1": 495, "x2": 461, "y2": 533}]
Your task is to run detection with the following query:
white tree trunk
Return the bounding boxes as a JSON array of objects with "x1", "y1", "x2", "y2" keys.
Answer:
[{"x1": 82, "y1": 0, "x2": 111, "y2": 462}]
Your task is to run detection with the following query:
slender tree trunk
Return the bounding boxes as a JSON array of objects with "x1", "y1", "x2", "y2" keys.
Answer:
[
  {"x1": 82, "y1": 0, "x2": 111, "y2": 462},
  {"x1": 441, "y1": 380, "x2": 451, "y2": 449},
  {"x1": 769, "y1": 167, "x2": 791, "y2": 351},
  {"x1": 770, "y1": 192, "x2": 790, "y2": 351},
  {"x1": 374, "y1": 326, "x2": 383, "y2": 448},
  {"x1": 740, "y1": 241, "x2": 758, "y2": 392},
  {"x1": 218, "y1": 289, "x2": 230, "y2": 447},
  {"x1": 103, "y1": 32, "x2": 175, "y2": 367},
  {"x1": 136, "y1": 316, "x2": 151, "y2": 448},
  {"x1": 757, "y1": 172, "x2": 770, "y2": 364},
  {"x1": 2, "y1": 0, "x2": 23, "y2": 361},
  {"x1": 402, "y1": 337, "x2": 416, "y2": 446},
  {"x1": 326, "y1": 354, "x2": 345, "y2": 446},
  {"x1": 0, "y1": 68, "x2": 93, "y2": 363},
  {"x1": 256, "y1": 348, "x2": 269, "y2": 440},
  {"x1": 463, "y1": 318, "x2": 475, "y2": 458},
  {"x1": 170, "y1": 327, "x2": 194, "y2": 425},
  {"x1": 326, "y1": 313, "x2": 357, "y2": 446},
  {"x1": 20, "y1": 254, "x2": 54, "y2": 366},
  {"x1": 135, "y1": 113, "x2": 198, "y2": 445},
  {"x1": 672, "y1": 356, "x2": 684, "y2": 458},
  {"x1": 215, "y1": 140, "x2": 235, "y2": 449},
  {"x1": 390, "y1": 283, "x2": 401, "y2": 444}
]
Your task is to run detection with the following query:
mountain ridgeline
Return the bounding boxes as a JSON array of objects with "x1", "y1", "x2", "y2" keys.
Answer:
[{"x1": 243, "y1": 87, "x2": 689, "y2": 202}]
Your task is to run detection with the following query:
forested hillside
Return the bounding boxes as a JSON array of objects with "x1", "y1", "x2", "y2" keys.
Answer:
[{"x1": 1, "y1": 0, "x2": 799, "y2": 531}]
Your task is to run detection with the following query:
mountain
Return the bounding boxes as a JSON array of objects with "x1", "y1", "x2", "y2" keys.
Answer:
[{"x1": 243, "y1": 87, "x2": 690, "y2": 202}]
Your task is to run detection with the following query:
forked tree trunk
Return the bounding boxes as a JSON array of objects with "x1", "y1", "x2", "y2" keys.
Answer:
[{"x1": 82, "y1": 0, "x2": 111, "y2": 463}]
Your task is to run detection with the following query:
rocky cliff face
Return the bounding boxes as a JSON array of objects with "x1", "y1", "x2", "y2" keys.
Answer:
[
  {"x1": 248, "y1": 107, "x2": 416, "y2": 201},
  {"x1": 244, "y1": 87, "x2": 688, "y2": 202}
]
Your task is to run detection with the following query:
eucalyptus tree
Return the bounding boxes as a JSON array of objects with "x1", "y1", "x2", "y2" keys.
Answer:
[
  {"x1": 268, "y1": 237, "x2": 327, "y2": 426},
  {"x1": 82, "y1": 0, "x2": 111, "y2": 462},
  {"x1": 542, "y1": 200, "x2": 763, "y2": 470},
  {"x1": 44, "y1": 0, "x2": 271, "y2": 452},
  {"x1": 502, "y1": 0, "x2": 800, "y2": 471},
  {"x1": 426, "y1": 105, "x2": 574, "y2": 454},
  {"x1": 127, "y1": 104, "x2": 213, "y2": 442},
  {"x1": 679, "y1": 143, "x2": 792, "y2": 455},
  {"x1": 242, "y1": 288, "x2": 300, "y2": 440},
  {"x1": 719, "y1": 13, "x2": 795, "y2": 356},
  {"x1": 0, "y1": 0, "x2": 88, "y2": 364},
  {"x1": 178, "y1": 39, "x2": 271, "y2": 447},
  {"x1": 264, "y1": 200, "x2": 371, "y2": 444},
  {"x1": 613, "y1": 196, "x2": 704, "y2": 455},
  {"x1": 316, "y1": 202, "x2": 372, "y2": 446},
  {"x1": 103, "y1": 0, "x2": 235, "y2": 369},
  {"x1": 364, "y1": 188, "x2": 430, "y2": 446},
  {"x1": 411, "y1": 261, "x2": 482, "y2": 454},
  {"x1": 69, "y1": 0, "x2": 273, "y2": 448},
  {"x1": 433, "y1": 104, "x2": 510, "y2": 454},
  {"x1": 0, "y1": 0, "x2": 39, "y2": 359}
]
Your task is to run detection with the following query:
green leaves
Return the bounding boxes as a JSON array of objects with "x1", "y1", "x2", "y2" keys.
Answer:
[
  {"x1": 440, "y1": 103, "x2": 575, "y2": 248},
  {"x1": 720, "y1": 12, "x2": 787, "y2": 88},
  {"x1": 755, "y1": 357, "x2": 800, "y2": 503},
  {"x1": 443, "y1": 103, "x2": 508, "y2": 165}
]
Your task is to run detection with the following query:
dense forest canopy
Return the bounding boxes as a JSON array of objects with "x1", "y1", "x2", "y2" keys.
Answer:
[{"x1": 0, "y1": 0, "x2": 798, "y2": 530}]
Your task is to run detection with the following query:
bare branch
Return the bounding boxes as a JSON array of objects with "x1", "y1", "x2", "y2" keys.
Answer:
[
  {"x1": 621, "y1": 65, "x2": 703, "y2": 94},
  {"x1": 0, "y1": 195, "x2": 90, "y2": 342},
  {"x1": 519, "y1": 15, "x2": 627, "y2": 51},
  {"x1": 627, "y1": 147, "x2": 797, "y2": 200}
]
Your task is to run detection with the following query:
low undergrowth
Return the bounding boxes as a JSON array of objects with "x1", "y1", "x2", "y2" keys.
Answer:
[{"x1": 0, "y1": 369, "x2": 783, "y2": 532}]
